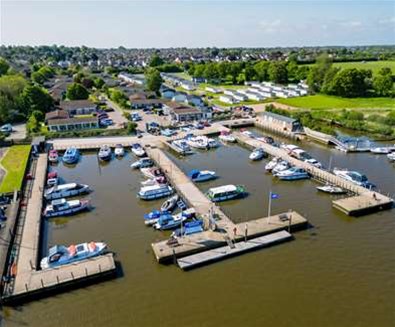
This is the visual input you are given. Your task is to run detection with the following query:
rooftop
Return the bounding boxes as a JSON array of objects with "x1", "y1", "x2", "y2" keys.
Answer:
[
  {"x1": 261, "y1": 111, "x2": 298, "y2": 124},
  {"x1": 47, "y1": 116, "x2": 98, "y2": 126},
  {"x1": 60, "y1": 100, "x2": 96, "y2": 111}
]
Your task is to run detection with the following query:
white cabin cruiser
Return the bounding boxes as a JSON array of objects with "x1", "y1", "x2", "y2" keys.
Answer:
[
  {"x1": 45, "y1": 183, "x2": 90, "y2": 200},
  {"x1": 219, "y1": 131, "x2": 236, "y2": 143},
  {"x1": 370, "y1": 147, "x2": 391, "y2": 154},
  {"x1": 114, "y1": 144, "x2": 125, "y2": 157},
  {"x1": 272, "y1": 161, "x2": 291, "y2": 175},
  {"x1": 316, "y1": 184, "x2": 346, "y2": 194},
  {"x1": 387, "y1": 152, "x2": 395, "y2": 162},
  {"x1": 131, "y1": 143, "x2": 146, "y2": 157},
  {"x1": 249, "y1": 148, "x2": 266, "y2": 161},
  {"x1": 138, "y1": 184, "x2": 174, "y2": 200},
  {"x1": 333, "y1": 168, "x2": 375, "y2": 188},
  {"x1": 131, "y1": 158, "x2": 154, "y2": 169},
  {"x1": 98, "y1": 145, "x2": 112, "y2": 161},
  {"x1": 43, "y1": 198, "x2": 90, "y2": 218},
  {"x1": 265, "y1": 157, "x2": 281, "y2": 172},
  {"x1": 40, "y1": 241, "x2": 107, "y2": 269}
]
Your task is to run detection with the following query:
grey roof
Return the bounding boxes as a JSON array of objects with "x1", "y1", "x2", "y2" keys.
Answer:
[
  {"x1": 48, "y1": 116, "x2": 98, "y2": 126},
  {"x1": 60, "y1": 100, "x2": 96, "y2": 111},
  {"x1": 262, "y1": 111, "x2": 298, "y2": 124}
]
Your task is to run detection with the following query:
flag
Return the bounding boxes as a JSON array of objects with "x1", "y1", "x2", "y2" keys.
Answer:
[{"x1": 270, "y1": 193, "x2": 279, "y2": 199}]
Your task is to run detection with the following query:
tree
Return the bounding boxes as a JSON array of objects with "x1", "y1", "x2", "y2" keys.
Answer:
[
  {"x1": 287, "y1": 61, "x2": 299, "y2": 81},
  {"x1": 110, "y1": 88, "x2": 128, "y2": 108},
  {"x1": 66, "y1": 83, "x2": 89, "y2": 100},
  {"x1": 144, "y1": 68, "x2": 162, "y2": 94},
  {"x1": 94, "y1": 77, "x2": 105, "y2": 90},
  {"x1": 306, "y1": 54, "x2": 332, "y2": 92},
  {"x1": 21, "y1": 85, "x2": 53, "y2": 116},
  {"x1": 268, "y1": 61, "x2": 288, "y2": 84},
  {"x1": 203, "y1": 63, "x2": 220, "y2": 81},
  {"x1": 81, "y1": 77, "x2": 94, "y2": 89},
  {"x1": 26, "y1": 114, "x2": 40, "y2": 133},
  {"x1": 321, "y1": 67, "x2": 341, "y2": 94},
  {"x1": 373, "y1": 67, "x2": 393, "y2": 96},
  {"x1": 149, "y1": 54, "x2": 164, "y2": 67},
  {"x1": 0, "y1": 58, "x2": 10, "y2": 76},
  {"x1": 254, "y1": 61, "x2": 270, "y2": 82},
  {"x1": 329, "y1": 68, "x2": 371, "y2": 97}
]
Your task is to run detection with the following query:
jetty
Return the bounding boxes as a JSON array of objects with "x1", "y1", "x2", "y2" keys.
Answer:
[
  {"x1": 1, "y1": 154, "x2": 116, "y2": 304},
  {"x1": 177, "y1": 230, "x2": 292, "y2": 270},
  {"x1": 234, "y1": 131, "x2": 393, "y2": 216}
]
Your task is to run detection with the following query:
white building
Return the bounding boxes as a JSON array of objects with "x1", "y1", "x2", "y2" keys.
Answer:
[
  {"x1": 224, "y1": 89, "x2": 237, "y2": 97},
  {"x1": 205, "y1": 86, "x2": 222, "y2": 94},
  {"x1": 181, "y1": 82, "x2": 195, "y2": 91},
  {"x1": 245, "y1": 92, "x2": 265, "y2": 101},
  {"x1": 118, "y1": 73, "x2": 144, "y2": 85},
  {"x1": 219, "y1": 95, "x2": 237, "y2": 104},
  {"x1": 233, "y1": 92, "x2": 248, "y2": 101}
]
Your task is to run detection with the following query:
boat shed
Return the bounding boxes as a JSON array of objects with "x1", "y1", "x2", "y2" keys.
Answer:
[{"x1": 260, "y1": 112, "x2": 303, "y2": 133}]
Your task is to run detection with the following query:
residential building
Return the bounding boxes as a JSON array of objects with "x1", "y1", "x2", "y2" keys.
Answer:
[
  {"x1": 164, "y1": 102, "x2": 203, "y2": 122},
  {"x1": 59, "y1": 100, "x2": 97, "y2": 116},
  {"x1": 47, "y1": 116, "x2": 99, "y2": 132},
  {"x1": 219, "y1": 95, "x2": 237, "y2": 104},
  {"x1": 261, "y1": 112, "x2": 303, "y2": 132},
  {"x1": 118, "y1": 72, "x2": 145, "y2": 85},
  {"x1": 205, "y1": 86, "x2": 222, "y2": 94}
]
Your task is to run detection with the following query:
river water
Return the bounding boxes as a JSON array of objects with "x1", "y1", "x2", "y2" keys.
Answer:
[{"x1": 2, "y1": 129, "x2": 394, "y2": 327}]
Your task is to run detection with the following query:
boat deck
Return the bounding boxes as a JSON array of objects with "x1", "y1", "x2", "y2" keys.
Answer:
[{"x1": 177, "y1": 230, "x2": 292, "y2": 270}]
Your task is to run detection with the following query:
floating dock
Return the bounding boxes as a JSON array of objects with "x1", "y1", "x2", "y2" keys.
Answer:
[
  {"x1": 1, "y1": 154, "x2": 116, "y2": 304},
  {"x1": 234, "y1": 132, "x2": 394, "y2": 216},
  {"x1": 177, "y1": 230, "x2": 292, "y2": 270},
  {"x1": 151, "y1": 211, "x2": 308, "y2": 263}
]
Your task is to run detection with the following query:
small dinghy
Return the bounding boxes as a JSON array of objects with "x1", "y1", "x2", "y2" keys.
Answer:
[
  {"x1": 160, "y1": 195, "x2": 179, "y2": 212},
  {"x1": 316, "y1": 184, "x2": 346, "y2": 194},
  {"x1": 249, "y1": 148, "x2": 266, "y2": 161},
  {"x1": 188, "y1": 169, "x2": 217, "y2": 182}
]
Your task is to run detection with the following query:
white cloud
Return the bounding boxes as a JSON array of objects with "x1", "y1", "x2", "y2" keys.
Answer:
[
  {"x1": 258, "y1": 19, "x2": 282, "y2": 33},
  {"x1": 378, "y1": 17, "x2": 395, "y2": 25}
]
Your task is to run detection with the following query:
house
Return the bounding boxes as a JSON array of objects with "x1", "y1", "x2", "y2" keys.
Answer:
[
  {"x1": 129, "y1": 93, "x2": 163, "y2": 109},
  {"x1": 205, "y1": 86, "x2": 222, "y2": 94},
  {"x1": 261, "y1": 112, "x2": 302, "y2": 132},
  {"x1": 172, "y1": 92, "x2": 188, "y2": 103},
  {"x1": 185, "y1": 94, "x2": 204, "y2": 107},
  {"x1": 199, "y1": 106, "x2": 213, "y2": 120},
  {"x1": 274, "y1": 90, "x2": 289, "y2": 98},
  {"x1": 191, "y1": 77, "x2": 206, "y2": 84},
  {"x1": 181, "y1": 82, "x2": 195, "y2": 91},
  {"x1": 161, "y1": 86, "x2": 176, "y2": 99},
  {"x1": 245, "y1": 92, "x2": 264, "y2": 101},
  {"x1": 233, "y1": 92, "x2": 248, "y2": 102},
  {"x1": 164, "y1": 102, "x2": 203, "y2": 122},
  {"x1": 45, "y1": 109, "x2": 69, "y2": 123},
  {"x1": 118, "y1": 72, "x2": 145, "y2": 85},
  {"x1": 47, "y1": 116, "x2": 99, "y2": 132},
  {"x1": 224, "y1": 89, "x2": 237, "y2": 97},
  {"x1": 219, "y1": 95, "x2": 237, "y2": 104},
  {"x1": 59, "y1": 100, "x2": 97, "y2": 116}
]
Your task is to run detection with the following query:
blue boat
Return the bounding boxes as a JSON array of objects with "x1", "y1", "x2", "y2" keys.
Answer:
[
  {"x1": 62, "y1": 147, "x2": 79, "y2": 164},
  {"x1": 188, "y1": 169, "x2": 217, "y2": 182},
  {"x1": 171, "y1": 220, "x2": 204, "y2": 238},
  {"x1": 153, "y1": 211, "x2": 191, "y2": 230},
  {"x1": 138, "y1": 184, "x2": 173, "y2": 200},
  {"x1": 144, "y1": 208, "x2": 195, "y2": 226},
  {"x1": 275, "y1": 167, "x2": 310, "y2": 180}
]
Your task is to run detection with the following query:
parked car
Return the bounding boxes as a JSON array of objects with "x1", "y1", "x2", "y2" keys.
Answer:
[
  {"x1": 100, "y1": 118, "x2": 113, "y2": 126},
  {"x1": 0, "y1": 124, "x2": 12, "y2": 133},
  {"x1": 130, "y1": 113, "x2": 142, "y2": 122}
]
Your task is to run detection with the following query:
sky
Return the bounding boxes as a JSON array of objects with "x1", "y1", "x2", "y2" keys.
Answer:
[{"x1": 0, "y1": 0, "x2": 394, "y2": 48}]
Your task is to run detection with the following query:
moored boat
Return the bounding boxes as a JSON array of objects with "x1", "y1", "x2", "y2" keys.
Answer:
[
  {"x1": 144, "y1": 208, "x2": 195, "y2": 226},
  {"x1": 131, "y1": 143, "x2": 146, "y2": 157},
  {"x1": 186, "y1": 136, "x2": 209, "y2": 149},
  {"x1": 171, "y1": 219, "x2": 204, "y2": 238},
  {"x1": 114, "y1": 144, "x2": 125, "y2": 157},
  {"x1": 265, "y1": 157, "x2": 281, "y2": 172},
  {"x1": 172, "y1": 139, "x2": 194, "y2": 155},
  {"x1": 275, "y1": 167, "x2": 310, "y2": 180},
  {"x1": 140, "y1": 167, "x2": 164, "y2": 179},
  {"x1": 48, "y1": 149, "x2": 59, "y2": 163},
  {"x1": 333, "y1": 168, "x2": 375, "y2": 188},
  {"x1": 272, "y1": 161, "x2": 291, "y2": 175},
  {"x1": 43, "y1": 198, "x2": 90, "y2": 218},
  {"x1": 153, "y1": 211, "x2": 191, "y2": 230},
  {"x1": 62, "y1": 147, "x2": 80, "y2": 164},
  {"x1": 316, "y1": 184, "x2": 346, "y2": 194},
  {"x1": 40, "y1": 241, "x2": 107, "y2": 269},
  {"x1": 188, "y1": 169, "x2": 217, "y2": 182},
  {"x1": 249, "y1": 148, "x2": 266, "y2": 161},
  {"x1": 98, "y1": 145, "x2": 112, "y2": 161},
  {"x1": 131, "y1": 158, "x2": 154, "y2": 169},
  {"x1": 219, "y1": 131, "x2": 236, "y2": 143},
  {"x1": 370, "y1": 147, "x2": 391, "y2": 154},
  {"x1": 141, "y1": 176, "x2": 167, "y2": 186},
  {"x1": 45, "y1": 182, "x2": 90, "y2": 200},
  {"x1": 206, "y1": 184, "x2": 246, "y2": 202},
  {"x1": 160, "y1": 195, "x2": 179, "y2": 212},
  {"x1": 207, "y1": 138, "x2": 220, "y2": 148},
  {"x1": 387, "y1": 152, "x2": 395, "y2": 162},
  {"x1": 138, "y1": 184, "x2": 173, "y2": 200}
]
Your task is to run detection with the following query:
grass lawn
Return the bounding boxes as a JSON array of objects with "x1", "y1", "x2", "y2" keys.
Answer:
[
  {"x1": 303, "y1": 61, "x2": 395, "y2": 76},
  {"x1": 277, "y1": 94, "x2": 395, "y2": 110},
  {"x1": 0, "y1": 145, "x2": 31, "y2": 194}
]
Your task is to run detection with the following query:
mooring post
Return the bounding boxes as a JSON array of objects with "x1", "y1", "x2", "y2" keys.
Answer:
[
  {"x1": 25, "y1": 283, "x2": 28, "y2": 291},
  {"x1": 71, "y1": 272, "x2": 74, "y2": 279},
  {"x1": 40, "y1": 279, "x2": 44, "y2": 288},
  {"x1": 288, "y1": 210, "x2": 292, "y2": 233},
  {"x1": 85, "y1": 267, "x2": 88, "y2": 276},
  {"x1": 56, "y1": 275, "x2": 60, "y2": 284},
  {"x1": 99, "y1": 264, "x2": 102, "y2": 272},
  {"x1": 172, "y1": 249, "x2": 177, "y2": 265}
]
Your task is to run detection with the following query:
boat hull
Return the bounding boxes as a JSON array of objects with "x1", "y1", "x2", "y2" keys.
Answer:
[
  {"x1": 45, "y1": 185, "x2": 90, "y2": 200},
  {"x1": 44, "y1": 203, "x2": 90, "y2": 218}
]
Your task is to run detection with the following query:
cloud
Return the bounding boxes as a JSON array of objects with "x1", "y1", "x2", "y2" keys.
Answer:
[
  {"x1": 340, "y1": 20, "x2": 363, "y2": 28},
  {"x1": 258, "y1": 19, "x2": 282, "y2": 33},
  {"x1": 378, "y1": 17, "x2": 395, "y2": 25}
]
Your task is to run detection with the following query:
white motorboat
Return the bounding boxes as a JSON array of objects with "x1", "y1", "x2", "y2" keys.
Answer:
[
  {"x1": 141, "y1": 176, "x2": 167, "y2": 186},
  {"x1": 249, "y1": 148, "x2": 266, "y2": 161},
  {"x1": 98, "y1": 145, "x2": 112, "y2": 161},
  {"x1": 272, "y1": 161, "x2": 290, "y2": 175},
  {"x1": 265, "y1": 157, "x2": 281, "y2": 172},
  {"x1": 40, "y1": 241, "x2": 107, "y2": 269},
  {"x1": 160, "y1": 195, "x2": 179, "y2": 212},
  {"x1": 370, "y1": 147, "x2": 391, "y2": 154},
  {"x1": 131, "y1": 143, "x2": 146, "y2": 157},
  {"x1": 48, "y1": 150, "x2": 59, "y2": 163},
  {"x1": 62, "y1": 147, "x2": 80, "y2": 164},
  {"x1": 186, "y1": 136, "x2": 209, "y2": 149},
  {"x1": 188, "y1": 169, "x2": 217, "y2": 182},
  {"x1": 275, "y1": 167, "x2": 310, "y2": 180},
  {"x1": 144, "y1": 208, "x2": 195, "y2": 226},
  {"x1": 43, "y1": 198, "x2": 90, "y2": 218},
  {"x1": 172, "y1": 140, "x2": 194, "y2": 155},
  {"x1": 207, "y1": 138, "x2": 220, "y2": 148},
  {"x1": 219, "y1": 131, "x2": 236, "y2": 143},
  {"x1": 333, "y1": 168, "x2": 375, "y2": 188},
  {"x1": 45, "y1": 182, "x2": 90, "y2": 200},
  {"x1": 387, "y1": 152, "x2": 395, "y2": 162},
  {"x1": 140, "y1": 167, "x2": 164, "y2": 179},
  {"x1": 114, "y1": 144, "x2": 125, "y2": 157},
  {"x1": 131, "y1": 158, "x2": 153, "y2": 169},
  {"x1": 316, "y1": 184, "x2": 346, "y2": 194},
  {"x1": 304, "y1": 158, "x2": 323, "y2": 168},
  {"x1": 153, "y1": 211, "x2": 190, "y2": 230},
  {"x1": 138, "y1": 184, "x2": 174, "y2": 200}
]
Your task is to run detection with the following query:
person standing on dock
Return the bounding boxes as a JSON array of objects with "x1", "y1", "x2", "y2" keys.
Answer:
[
  {"x1": 233, "y1": 226, "x2": 237, "y2": 238},
  {"x1": 244, "y1": 224, "x2": 248, "y2": 242}
]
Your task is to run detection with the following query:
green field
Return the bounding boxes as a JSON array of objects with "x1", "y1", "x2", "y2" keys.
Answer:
[
  {"x1": 277, "y1": 94, "x2": 395, "y2": 110},
  {"x1": 0, "y1": 145, "x2": 31, "y2": 194},
  {"x1": 305, "y1": 61, "x2": 395, "y2": 76}
]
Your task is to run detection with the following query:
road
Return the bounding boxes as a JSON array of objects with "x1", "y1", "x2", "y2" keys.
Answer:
[
  {"x1": 103, "y1": 98, "x2": 129, "y2": 129},
  {"x1": 5, "y1": 123, "x2": 27, "y2": 141}
]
